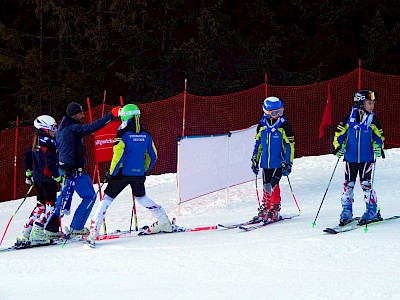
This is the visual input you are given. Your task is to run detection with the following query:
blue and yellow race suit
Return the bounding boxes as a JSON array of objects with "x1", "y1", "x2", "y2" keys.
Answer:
[
  {"x1": 109, "y1": 118, "x2": 157, "y2": 176},
  {"x1": 333, "y1": 107, "x2": 384, "y2": 163},
  {"x1": 252, "y1": 116, "x2": 295, "y2": 169}
]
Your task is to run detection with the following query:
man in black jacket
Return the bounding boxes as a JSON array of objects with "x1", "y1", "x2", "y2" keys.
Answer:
[{"x1": 46, "y1": 102, "x2": 120, "y2": 238}]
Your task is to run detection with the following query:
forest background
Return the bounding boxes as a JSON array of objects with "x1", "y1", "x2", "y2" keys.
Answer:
[{"x1": 1, "y1": 0, "x2": 400, "y2": 130}]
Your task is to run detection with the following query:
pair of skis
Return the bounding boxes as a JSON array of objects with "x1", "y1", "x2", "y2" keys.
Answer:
[
  {"x1": 323, "y1": 215, "x2": 400, "y2": 234},
  {"x1": 218, "y1": 214, "x2": 299, "y2": 231}
]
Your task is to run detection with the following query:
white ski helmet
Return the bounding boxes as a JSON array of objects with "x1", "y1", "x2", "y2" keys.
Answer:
[{"x1": 34, "y1": 115, "x2": 57, "y2": 135}]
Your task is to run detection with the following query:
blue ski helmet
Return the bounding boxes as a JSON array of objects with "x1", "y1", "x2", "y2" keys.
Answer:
[
  {"x1": 262, "y1": 97, "x2": 284, "y2": 118},
  {"x1": 354, "y1": 90, "x2": 376, "y2": 109}
]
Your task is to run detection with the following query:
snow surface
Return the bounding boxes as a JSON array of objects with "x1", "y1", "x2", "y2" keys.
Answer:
[{"x1": 1, "y1": 149, "x2": 400, "y2": 300}]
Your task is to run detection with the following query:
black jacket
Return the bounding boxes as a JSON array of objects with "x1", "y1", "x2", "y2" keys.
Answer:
[
  {"x1": 24, "y1": 136, "x2": 59, "y2": 183},
  {"x1": 56, "y1": 112, "x2": 113, "y2": 170}
]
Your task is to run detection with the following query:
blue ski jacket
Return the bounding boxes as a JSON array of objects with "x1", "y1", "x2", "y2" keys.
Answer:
[
  {"x1": 252, "y1": 116, "x2": 295, "y2": 169},
  {"x1": 109, "y1": 118, "x2": 157, "y2": 176},
  {"x1": 333, "y1": 107, "x2": 385, "y2": 163}
]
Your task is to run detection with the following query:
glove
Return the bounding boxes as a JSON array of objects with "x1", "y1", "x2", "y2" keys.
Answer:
[
  {"x1": 25, "y1": 170, "x2": 33, "y2": 185},
  {"x1": 374, "y1": 147, "x2": 382, "y2": 158},
  {"x1": 251, "y1": 156, "x2": 259, "y2": 175},
  {"x1": 282, "y1": 163, "x2": 292, "y2": 176},
  {"x1": 53, "y1": 176, "x2": 62, "y2": 183},
  {"x1": 104, "y1": 170, "x2": 112, "y2": 183},
  {"x1": 251, "y1": 164, "x2": 259, "y2": 176},
  {"x1": 111, "y1": 106, "x2": 122, "y2": 117},
  {"x1": 334, "y1": 146, "x2": 345, "y2": 158}
]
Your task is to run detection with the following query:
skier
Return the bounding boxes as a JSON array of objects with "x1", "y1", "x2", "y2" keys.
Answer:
[
  {"x1": 86, "y1": 104, "x2": 172, "y2": 247},
  {"x1": 45, "y1": 102, "x2": 121, "y2": 238},
  {"x1": 17, "y1": 115, "x2": 62, "y2": 245},
  {"x1": 251, "y1": 96, "x2": 295, "y2": 222},
  {"x1": 333, "y1": 90, "x2": 385, "y2": 226}
]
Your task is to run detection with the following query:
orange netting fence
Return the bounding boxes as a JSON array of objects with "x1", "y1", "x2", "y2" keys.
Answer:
[{"x1": 1, "y1": 67, "x2": 399, "y2": 202}]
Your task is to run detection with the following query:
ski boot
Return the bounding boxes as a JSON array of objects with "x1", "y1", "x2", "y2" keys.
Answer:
[
  {"x1": 15, "y1": 225, "x2": 33, "y2": 246},
  {"x1": 339, "y1": 204, "x2": 353, "y2": 226},
  {"x1": 30, "y1": 224, "x2": 51, "y2": 245},
  {"x1": 358, "y1": 203, "x2": 379, "y2": 225},
  {"x1": 253, "y1": 203, "x2": 269, "y2": 221},
  {"x1": 85, "y1": 229, "x2": 98, "y2": 248},
  {"x1": 266, "y1": 204, "x2": 281, "y2": 222},
  {"x1": 145, "y1": 220, "x2": 173, "y2": 234},
  {"x1": 64, "y1": 227, "x2": 90, "y2": 239}
]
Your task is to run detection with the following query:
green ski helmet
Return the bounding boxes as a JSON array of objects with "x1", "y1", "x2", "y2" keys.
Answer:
[{"x1": 120, "y1": 104, "x2": 140, "y2": 122}]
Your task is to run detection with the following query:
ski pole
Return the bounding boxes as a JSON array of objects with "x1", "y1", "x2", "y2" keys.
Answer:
[
  {"x1": 364, "y1": 161, "x2": 377, "y2": 233},
  {"x1": 255, "y1": 174, "x2": 261, "y2": 208},
  {"x1": 0, "y1": 184, "x2": 34, "y2": 246},
  {"x1": 287, "y1": 176, "x2": 301, "y2": 214},
  {"x1": 312, "y1": 157, "x2": 340, "y2": 227},
  {"x1": 130, "y1": 194, "x2": 138, "y2": 232},
  {"x1": 58, "y1": 175, "x2": 72, "y2": 239}
]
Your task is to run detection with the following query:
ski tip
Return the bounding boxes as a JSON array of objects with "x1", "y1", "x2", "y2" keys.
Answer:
[{"x1": 323, "y1": 228, "x2": 338, "y2": 234}]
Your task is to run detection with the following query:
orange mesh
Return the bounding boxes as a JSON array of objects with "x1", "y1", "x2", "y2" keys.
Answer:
[{"x1": 1, "y1": 68, "x2": 399, "y2": 202}]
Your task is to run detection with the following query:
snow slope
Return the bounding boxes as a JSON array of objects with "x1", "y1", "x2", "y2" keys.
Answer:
[{"x1": 1, "y1": 149, "x2": 400, "y2": 300}]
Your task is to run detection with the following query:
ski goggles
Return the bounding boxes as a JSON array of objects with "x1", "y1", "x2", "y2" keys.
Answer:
[
  {"x1": 43, "y1": 124, "x2": 58, "y2": 133},
  {"x1": 264, "y1": 108, "x2": 284, "y2": 118}
]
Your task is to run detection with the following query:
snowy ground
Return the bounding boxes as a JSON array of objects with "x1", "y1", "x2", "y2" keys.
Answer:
[{"x1": 1, "y1": 149, "x2": 400, "y2": 300}]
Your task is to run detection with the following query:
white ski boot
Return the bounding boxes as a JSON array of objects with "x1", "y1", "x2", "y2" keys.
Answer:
[{"x1": 30, "y1": 224, "x2": 51, "y2": 245}]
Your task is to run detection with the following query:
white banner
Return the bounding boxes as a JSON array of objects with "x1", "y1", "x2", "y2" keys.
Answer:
[{"x1": 178, "y1": 125, "x2": 257, "y2": 203}]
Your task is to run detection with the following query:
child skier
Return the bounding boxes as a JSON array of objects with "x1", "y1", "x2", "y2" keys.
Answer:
[
  {"x1": 251, "y1": 96, "x2": 295, "y2": 222},
  {"x1": 17, "y1": 115, "x2": 62, "y2": 245},
  {"x1": 333, "y1": 90, "x2": 385, "y2": 226},
  {"x1": 86, "y1": 104, "x2": 172, "y2": 247}
]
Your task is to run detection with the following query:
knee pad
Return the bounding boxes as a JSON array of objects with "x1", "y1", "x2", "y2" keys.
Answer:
[
  {"x1": 343, "y1": 181, "x2": 355, "y2": 194},
  {"x1": 361, "y1": 181, "x2": 377, "y2": 204},
  {"x1": 263, "y1": 183, "x2": 272, "y2": 195},
  {"x1": 341, "y1": 181, "x2": 355, "y2": 205},
  {"x1": 361, "y1": 180, "x2": 371, "y2": 192}
]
